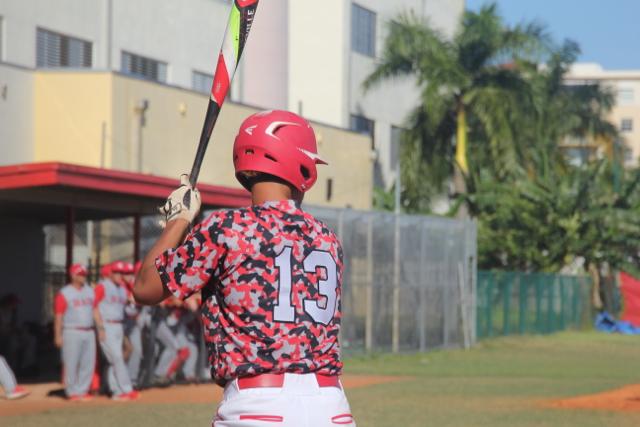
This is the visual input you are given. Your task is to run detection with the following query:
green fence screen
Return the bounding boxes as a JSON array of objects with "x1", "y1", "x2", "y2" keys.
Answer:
[{"x1": 477, "y1": 271, "x2": 592, "y2": 339}]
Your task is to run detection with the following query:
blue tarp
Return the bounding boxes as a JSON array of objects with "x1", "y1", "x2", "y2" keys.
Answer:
[{"x1": 595, "y1": 311, "x2": 640, "y2": 334}]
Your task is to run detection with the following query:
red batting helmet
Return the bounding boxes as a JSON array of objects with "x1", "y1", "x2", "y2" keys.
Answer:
[
  {"x1": 69, "y1": 264, "x2": 88, "y2": 277},
  {"x1": 233, "y1": 110, "x2": 327, "y2": 192}
]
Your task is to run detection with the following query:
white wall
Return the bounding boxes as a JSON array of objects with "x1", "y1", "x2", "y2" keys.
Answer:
[
  {"x1": 0, "y1": 63, "x2": 34, "y2": 165},
  {"x1": 241, "y1": 0, "x2": 289, "y2": 110},
  {"x1": 287, "y1": 0, "x2": 347, "y2": 125},
  {"x1": 346, "y1": 0, "x2": 465, "y2": 186},
  {"x1": 109, "y1": 0, "x2": 229, "y2": 86},
  {"x1": 0, "y1": 0, "x2": 230, "y2": 89},
  {"x1": 0, "y1": 0, "x2": 106, "y2": 68}
]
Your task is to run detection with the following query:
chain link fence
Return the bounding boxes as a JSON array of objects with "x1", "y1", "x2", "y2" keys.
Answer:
[
  {"x1": 476, "y1": 271, "x2": 592, "y2": 339},
  {"x1": 307, "y1": 207, "x2": 478, "y2": 353},
  {"x1": 43, "y1": 206, "x2": 478, "y2": 355}
]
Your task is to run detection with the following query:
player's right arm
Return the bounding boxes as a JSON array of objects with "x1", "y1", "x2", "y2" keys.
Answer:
[{"x1": 53, "y1": 293, "x2": 66, "y2": 348}]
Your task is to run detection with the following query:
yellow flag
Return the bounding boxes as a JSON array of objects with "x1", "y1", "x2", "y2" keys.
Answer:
[{"x1": 455, "y1": 107, "x2": 469, "y2": 174}]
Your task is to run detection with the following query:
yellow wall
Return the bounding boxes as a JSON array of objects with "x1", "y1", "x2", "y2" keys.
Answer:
[
  {"x1": 33, "y1": 71, "x2": 372, "y2": 209},
  {"x1": 34, "y1": 71, "x2": 113, "y2": 167}
]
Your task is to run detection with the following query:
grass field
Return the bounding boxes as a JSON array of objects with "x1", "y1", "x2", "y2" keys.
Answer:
[{"x1": 4, "y1": 332, "x2": 640, "y2": 426}]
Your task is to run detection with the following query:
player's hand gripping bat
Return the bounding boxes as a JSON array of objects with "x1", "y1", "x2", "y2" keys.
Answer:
[{"x1": 189, "y1": 0, "x2": 260, "y2": 187}]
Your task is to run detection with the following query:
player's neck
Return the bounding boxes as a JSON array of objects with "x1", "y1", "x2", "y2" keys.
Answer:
[
  {"x1": 71, "y1": 282, "x2": 83, "y2": 289},
  {"x1": 251, "y1": 182, "x2": 296, "y2": 206}
]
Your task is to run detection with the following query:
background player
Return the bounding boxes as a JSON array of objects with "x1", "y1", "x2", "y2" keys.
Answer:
[
  {"x1": 135, "y1": 110, "x2": 355, "y2": 426},
  {"x1": 123, "y1": 262, "x2": 144, "y2": 388},
  {"x1": 0, "y1": 355, "x2": 30, "y2": 400},
  {"x1": 54, "y1": 264, "x2": 105, "y2": 401},
  {"x1": 95, "y1": 261, "x2": 138, "y2": 400}
]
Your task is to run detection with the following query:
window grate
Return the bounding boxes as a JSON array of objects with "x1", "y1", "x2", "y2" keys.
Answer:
[
  {"x1": 121, "y1": 51, "x2": 168, "y2": 83},
  {"x1": 352, "y1": 4, "x2": 376, "y2": 57},
  {"x1": 36, "y1": 28, "x2": 92, "y2": 68},
  {"x1": 192, "y1": 70, "x2": 214, "y2": 95}
]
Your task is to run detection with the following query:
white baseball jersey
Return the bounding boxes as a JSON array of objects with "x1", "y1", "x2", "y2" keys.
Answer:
[{"x1": 55, "y1": 284, "x2": 95, "y2": 328}]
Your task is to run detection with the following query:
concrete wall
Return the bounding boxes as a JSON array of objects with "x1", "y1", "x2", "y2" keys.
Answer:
[
  {"x1": 0, "y1": 0, "x2": 229, "y2": 88},
  {"x1": 0, "y1": 63, "x2": 34, "y2": 165},
  {"x1": 32, "y1": 71, "x2": 372, "y2": 209},
  {"x1": 346, "y1": 0, "x2": 465, "y2": 186},
  {"x1": 566, "y1": 64, "x2": 640, "y2": 167},
  {"x1": 34, "y1": 71, "x2": 113, "y2": 167},
  {"x1": 0, "y1": 0, "x2": 104, "y2": 68},
  {"x1": 287, "y1": 0, "x2": 348, "y2": 126},
  {"x1": 0, "y1": 218, "x2": 45, "y2": 324}
]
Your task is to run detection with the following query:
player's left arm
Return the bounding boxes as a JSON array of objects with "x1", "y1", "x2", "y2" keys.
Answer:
[
  {"x1": 93, "y1": 307, "x2": 106, "y2": 342},
  {"x1": 134, "y1": 175, "x2": 200, "y2": 305},
  {"x1": 134, "y1": 219, "x2": 191, "y2": 305}
]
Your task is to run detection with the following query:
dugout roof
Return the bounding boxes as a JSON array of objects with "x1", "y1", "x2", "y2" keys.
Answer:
[{"x1": 0, "y1": 162, "x2": 250, "y2": 223}]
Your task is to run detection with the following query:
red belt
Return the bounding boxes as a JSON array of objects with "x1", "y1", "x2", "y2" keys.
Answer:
[
  {"x1": 237, "y1": 373, "x2": 340, "y2": 390},
  {"x1": 105, "y1": 320, "x2": 123, "y2": 324},
  {"x1": 65, "y1": 327, "x2": 93, "y2": 331}
]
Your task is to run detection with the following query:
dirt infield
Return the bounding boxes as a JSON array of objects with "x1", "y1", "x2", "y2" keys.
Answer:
[
  {"x1": 0, "y1": 375, "x2": 406, "y2": 417},
  {"x1": 548, "y1": 384, "x2": 640, "y2": 412}
]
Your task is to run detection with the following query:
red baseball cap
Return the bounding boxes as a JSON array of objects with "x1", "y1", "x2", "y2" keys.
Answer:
[
  {"x1": 69, "y1": 264, "x2": 88, "y2": 277},
  {"x1": 123, "y1": 262, "x2": 135, "y2": 274},
  {"x1": 100, "y1": 264, "x2": 112, "y2": 277},
  {"x1": 110, "y1": 261, "x2": 127, "y2": 274}
]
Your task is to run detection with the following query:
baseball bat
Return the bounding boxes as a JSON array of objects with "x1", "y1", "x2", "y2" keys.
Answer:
[{"x1": 189, "y1": 0, "x2": 260, "y2": 187}]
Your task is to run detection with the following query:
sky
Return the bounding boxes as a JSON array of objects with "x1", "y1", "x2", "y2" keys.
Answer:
[{"x1": 465, "y1": 0, "x2": 640, "y2": 70}]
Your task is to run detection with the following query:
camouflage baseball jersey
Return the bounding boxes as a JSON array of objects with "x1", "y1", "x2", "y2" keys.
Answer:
[{"x1": 156, "y1": 200, "x2": 343, "y2": 385}]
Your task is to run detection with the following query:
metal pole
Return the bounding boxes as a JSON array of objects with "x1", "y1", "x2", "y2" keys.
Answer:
[
  {"x1": 87, "y1": 220, "x2": 94, "y2": 277},
  {"x1": 65, "y1": 207, "x2": 75, "y2": 284},
  {"x1": 392, "y1": 214, "x2": 401, "y2": 353},
  {"x1": 418, "y1": 222, "x2": 427, "y2": 351},
  {"x1": 133, "y1": 214, "x2": 141, "y2": 263},
  {"x1": 365, "y1": 214, "x2": 374, "y2": 352},
  {"x1": 100, "y1": 122, "x2": 107, "y2": 168},
  {"x1": 458, "y1": 262, "x2": 471, "y2": 349}
]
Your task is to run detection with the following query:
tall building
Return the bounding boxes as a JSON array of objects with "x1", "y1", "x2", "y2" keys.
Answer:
[
  {"x1": 565, "y1": 63, "x2": 640, "y2": 167},
  {"x1": 0, "y1": 0, "x2": 373, "y2": 210},
  {"x1": 242, "y1": 0, "x2": 465, "y2": 187},
  {"x1": 0, "y1": 0, "x2": 465, "y2": 190}
]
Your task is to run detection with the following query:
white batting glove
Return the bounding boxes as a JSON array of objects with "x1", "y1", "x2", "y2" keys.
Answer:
[{"x1": 159, "y1": 174, "x2": 201, "y2": 225}]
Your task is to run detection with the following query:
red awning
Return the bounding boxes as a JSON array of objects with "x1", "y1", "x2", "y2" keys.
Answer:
[{"x1": 0, "y1": 162, "x2": 250, "y2": 223}]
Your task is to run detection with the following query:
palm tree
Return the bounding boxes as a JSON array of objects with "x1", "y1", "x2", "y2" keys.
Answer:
[{"x1": 364, "y1": 3, "x2": 550, "y2": 214}]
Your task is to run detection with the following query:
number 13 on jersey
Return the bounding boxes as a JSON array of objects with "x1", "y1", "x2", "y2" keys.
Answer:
[{"x1": 273, "y1": 247, "x2": 338, "y2": 325}]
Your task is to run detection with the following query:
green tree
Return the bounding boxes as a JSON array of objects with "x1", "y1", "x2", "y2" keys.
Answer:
[{"x1": 364, "y1": 3, "x2": 550, "y2": 213}]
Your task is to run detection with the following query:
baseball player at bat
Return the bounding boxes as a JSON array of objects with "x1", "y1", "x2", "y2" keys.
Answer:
[
  {"x1": 54, "y1": 264, "x2": 105, "y2": 401},
  {"x1": 135, "y1": 110, "x2": 355, "y2": 426}
]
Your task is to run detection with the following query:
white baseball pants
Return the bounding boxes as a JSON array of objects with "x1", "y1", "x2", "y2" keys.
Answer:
[
  {"x1": 213, "y1": 373, "x2": 355, "y2": 427},
  {"x1": 0, "y1": 355, "x2": 18, "y2": 396}
]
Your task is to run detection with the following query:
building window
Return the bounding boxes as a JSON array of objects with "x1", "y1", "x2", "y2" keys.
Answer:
[
  {"x1": 621, "y1": 118, "x2": 633, "y2": 132},
  {"x1": 350, "y1": 114, "x2": 375, "y2": 149},
  {"x1": 0, "y1": 16, "x2": 4, "y2": 61},
  {"x1": 351, "y1": 4, "x2": 376, "y2": 57},
  {"x1": 121, "y1": 51, "x2": 167, "y2": 83},
  {"x1": 192, "y1": 70, "x2": 213, "y2": 95},
  {"x1": 36, "y1": 28, "x2": 92, "y2": 68},
  {"x1": 618, "y1": 88, "x2": 635, "y2": 104}
]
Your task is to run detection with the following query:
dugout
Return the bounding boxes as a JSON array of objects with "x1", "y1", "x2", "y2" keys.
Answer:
[{"x1": 0, "y1": 161, "x2": 250, "y2": 325}]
